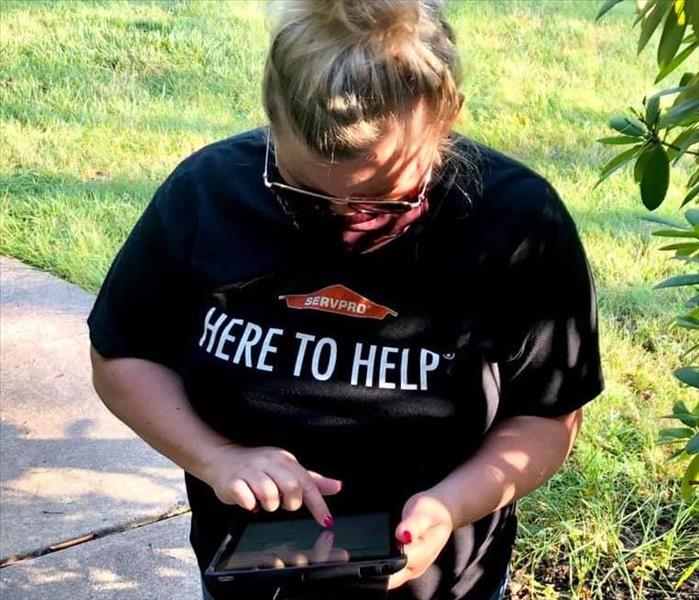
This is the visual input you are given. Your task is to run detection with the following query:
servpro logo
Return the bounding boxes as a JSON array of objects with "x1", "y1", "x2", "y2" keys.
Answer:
[{"x1": 279, "y1": 284, "x2": 398, "y2": 320}]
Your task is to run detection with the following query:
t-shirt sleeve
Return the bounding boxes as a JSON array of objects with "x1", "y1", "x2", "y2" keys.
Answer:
[
  {"x1": 87, "y1": 180, "x2": 195, "y2": 374},
  {"x1": 492, "y1": 178, "x2": 605, "y2": 420}
]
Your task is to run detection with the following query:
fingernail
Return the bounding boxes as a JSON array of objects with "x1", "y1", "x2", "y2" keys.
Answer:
[
  {"x1": 323, "y1": 515, "x2": 334, "y2": 528},
  {"x1": 402, "y1": 530, "x2": 412, "y2": 544}
]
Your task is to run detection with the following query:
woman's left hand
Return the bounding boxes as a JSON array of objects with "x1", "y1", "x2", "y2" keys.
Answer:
[{"x1": 387, "y1": 489, "x2": 454, "y2": 591}]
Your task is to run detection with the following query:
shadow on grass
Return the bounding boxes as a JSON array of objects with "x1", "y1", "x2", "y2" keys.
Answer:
[{"x1": 0, "y1": 170, "x2": 159, "y2": 207}]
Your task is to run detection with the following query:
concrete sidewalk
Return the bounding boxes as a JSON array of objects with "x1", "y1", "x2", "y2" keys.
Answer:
[{"x1": 0, "y1": 255, "x2": 200, "y2": 599}]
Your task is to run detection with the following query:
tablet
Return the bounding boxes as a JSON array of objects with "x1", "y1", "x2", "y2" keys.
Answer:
[{"x1": 204, "y1": 509, "x2": 407, "y2": 589}]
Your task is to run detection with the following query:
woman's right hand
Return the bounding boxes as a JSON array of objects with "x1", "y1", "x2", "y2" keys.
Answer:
[{"x1": 201, "y1": 444, "x2": 343, "y2": 528}]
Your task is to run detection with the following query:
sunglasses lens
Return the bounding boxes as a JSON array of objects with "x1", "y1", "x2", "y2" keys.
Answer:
[
  {"x1": 352, "y1": 203, "x2": 409, "y2": 215},
  {"x1": 277, "y1": 189, "x2": 330, "y2": 214}
]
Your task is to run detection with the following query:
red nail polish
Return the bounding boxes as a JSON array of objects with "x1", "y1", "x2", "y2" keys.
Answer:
[
  {"x1": 402, "y1": 530, "x2": 412, "y2": 544},
  {"x1": 323, "y1": 515, "x2": 335, "y2": 528}
]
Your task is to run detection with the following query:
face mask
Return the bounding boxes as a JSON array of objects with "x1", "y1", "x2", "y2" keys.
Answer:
[{"x1": 276, "y1": 193, "x2": 430, "y2": 255}]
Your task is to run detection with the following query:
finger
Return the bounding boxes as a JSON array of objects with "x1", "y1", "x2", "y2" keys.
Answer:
[
  {"x1": 226, "y1": 478, "x2": 256, "y2": 510},
  {"x1": 228, "y1": 551, "x2": 272, "y2": 569},
  {"x1": 307, "y1": 470, "x2": 343, "y2": 496},
  {"x1": 395, "y1": 512, "x2": 433, "y2": 544},
  {"x1": 274, "y1": 548, "x2": 309, "y2": 567},
  {"x1": 387, "y1": 567, "x2": 411, "y2": 591},
  {"x1": 295, "y1": 469, "x2": 334, "y2": 527},
  {"x1": 391, "y1": 525, "x2": 449, "y2": 588},
  {"x1": 271, "y1": 556, "x2": 285, "y2": 569},
  {"x1": 308, "y1": 529, "x2": 334, "y2": 562},
  {"x1": 327, "y1": 548, "x2": 350, "y2": 562},
  {"x1": 263, "y1": 465, "x2": 304, "y2": 512},
  {"x1": 400, "y1": 534, "x2": 434, "y2": 570},
  {"x1": 244, "y1": 472, "x2": 281, "y2": 512},
  {"x1": 255, "y1": 552, "x2": 285, "y2": 569}
]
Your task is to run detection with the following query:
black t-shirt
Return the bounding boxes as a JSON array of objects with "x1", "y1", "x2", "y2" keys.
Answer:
[{"x1": 87, "y1": 126, "x2": 604, "y2": 599}]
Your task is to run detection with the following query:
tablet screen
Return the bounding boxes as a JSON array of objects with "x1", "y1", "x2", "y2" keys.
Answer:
[{"x1": 215, "y1": 512, "x2": 393, "y2": 572}]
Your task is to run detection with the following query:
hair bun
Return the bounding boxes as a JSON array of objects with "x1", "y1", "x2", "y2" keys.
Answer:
[
  {"x1": 263, "y1": 0, "x2": 462, "y2": 162},
  {"x1": 324, "y1": 0, "x2": 419, "y2": 39}
]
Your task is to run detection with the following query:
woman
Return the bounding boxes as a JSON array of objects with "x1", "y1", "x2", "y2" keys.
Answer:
[{"x1": 88, "y1": 1, "x2": 605, "y2": 599}]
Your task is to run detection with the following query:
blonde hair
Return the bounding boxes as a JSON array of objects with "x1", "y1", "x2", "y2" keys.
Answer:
[{"x1": 262, "y1": 0, "x2": 468, "y2": 172}]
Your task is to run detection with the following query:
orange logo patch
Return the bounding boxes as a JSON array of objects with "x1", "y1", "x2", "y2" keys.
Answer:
[{"x1": 279, "y1": 284, "x2": 398, "y2": 320}]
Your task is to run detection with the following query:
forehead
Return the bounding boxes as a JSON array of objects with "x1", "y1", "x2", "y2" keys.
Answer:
[{"x1": 272, "y1": 104, "x2": 437, "y2": 198}]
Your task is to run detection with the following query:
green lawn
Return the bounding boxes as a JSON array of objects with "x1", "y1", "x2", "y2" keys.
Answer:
[{"x1": 1, "y1": 1, "x2": 696, "y2": 598}]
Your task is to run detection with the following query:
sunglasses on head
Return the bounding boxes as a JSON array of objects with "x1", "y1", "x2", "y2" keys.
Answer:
[{"x1": 262, "y1": 126, "x2": 433, "y2": 217}]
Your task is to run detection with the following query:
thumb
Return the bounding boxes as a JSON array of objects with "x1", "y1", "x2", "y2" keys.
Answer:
[
  {"x1": 308, "y1": 471, "x2": 343, "y2": 495},
  {"x1": 395, "y1": 506, "x2": 433, "y2": 545}
]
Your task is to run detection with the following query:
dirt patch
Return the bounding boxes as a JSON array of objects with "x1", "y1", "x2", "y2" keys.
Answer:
[{"x1": 506, "y1": 558, "x2": 698, "y2": 599}]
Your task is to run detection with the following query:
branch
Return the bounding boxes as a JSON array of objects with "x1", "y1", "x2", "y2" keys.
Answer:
[{"x1": 660, "y1": 141, "x2": 699, "y2": 157}]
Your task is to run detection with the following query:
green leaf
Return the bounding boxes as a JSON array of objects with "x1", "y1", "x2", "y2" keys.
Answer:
[
  {"x1": 658, "y1": 242, "x2": 699, "y2": 251},
  {"x1": 675, "y1": 559, "x2": 699, "y2": 590},
  {"x1": 641, "y1": 214, "x2": 688, "y2": 227},
  {"x1": 641, "y1": 144, "x2": 670, "y2": 209},
  {"x1": 681, "y1": 342, "x2": 699, "y2": 362},
  {"x1": 682, "y1": 183, "x2": 699, "y2": 206},
  {"x1": 655, "y1": 40, "x2": 698, "y2": 83},
  {"x1": 597, "y1": 135, "x2": 643, "y2": 144},
  {"x1": 646, "y1": 93, "x2": 661, "y2": 125},
  {"x1": 679, "y1": 72, "x2": 695, "y2": 87},
  {"x1": 681, "y1": 453, "x2": 699, "y2": 502},
  {"x1": 677, "y1": 244, "x2": 699, "y2": 255},
  {"x1": 686, "y1": 433, "x2": 699, "y2": 454},
  {"x1": 674, "y1": 365, "x2": 699, "y2": 386},
  {"x1": 663, "y1": 403, "x2": 699, "y2": 425},
  {"x1": 658, "y1": 438, "x2": 688, "y2": 445},
  {"x1": 639, "y1": 0, "x2": 672, "y2": 53},
  {"x1": 686, "y1": 208, "x2": 699, "y2": 224},
  {"x1": 674, "y1": 399, "x2": 690, "y2": 415},
  {"x1": 595, "y1": 144, "x2": 644, "y2": 188},
  {"x1": 649, "y1": 84, "x2": 689, "y2": 99},
  {"x1": 669, "y1": 411, "x2": 699, "y2": 426},
  {"x1": 671, "y1": 127, "x2": 699, "y2": 164},
  {"x1": 661, "y1": 242, "x2": 699, "y2": 252},
  {"x1": 634, "y1": 0, "x2": 660, "y2": 26},
  {"x1": 686, "y1": 306, "x2": 699, "y2": 319},
  {"x1": 678, "y1": 316, "x2": 699, "y2": 328},
  {"x1": 658, "y1": 426, "x2": 695, "y2": 439},
  {"x1": 634, "y1": 146, "x2": 655, "y2": 183},
  {"x1": 658, "y1": 98, "x2": 699, "y2": 129},
  {"x1": 596, "y1": 0, "x2": 625, "y2": 21},
  {"x1": 674, "y1": 74, "x2": 699, "y2": 105},
  {"x1": 688, "y1": 0, "x2": 699, "y2": 33},
  {"x1": 609, "y1": 116, "x2": 646, "y2": 136},
  {"x1": 657, "y1": 0, "x2": 687, "y2": 68},
  {"x1": 651, "y1": 229, "x2": 698, "y2": 237},
  {"x1": 655, "y1": 273, "x2": 699, "y2": 288}
]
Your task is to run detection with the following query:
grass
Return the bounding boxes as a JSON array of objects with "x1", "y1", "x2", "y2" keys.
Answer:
[{"x1": 1, "y1": 0, "x2": 697, "y2": 598}]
